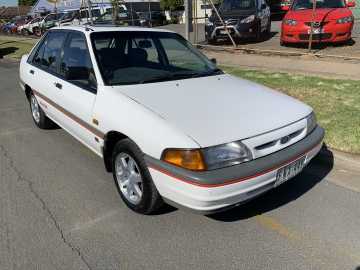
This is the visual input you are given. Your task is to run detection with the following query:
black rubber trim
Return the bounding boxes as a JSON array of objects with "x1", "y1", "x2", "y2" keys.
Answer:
[{"x1": 145, "y1": 126, "x2": 324, "y2": 187}]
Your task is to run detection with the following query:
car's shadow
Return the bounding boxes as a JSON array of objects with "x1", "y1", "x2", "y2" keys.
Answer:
[
  {"x1": 284, "y1": 38, "x2": 356, "y2": 52},
  {"x1": 208, "y1": 145, "x2": 334, "y2": 222}
]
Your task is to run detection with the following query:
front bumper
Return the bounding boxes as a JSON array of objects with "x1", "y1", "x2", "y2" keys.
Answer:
[
  {"x1": 146, "y1": 126, "x2": 324, "y2": 214},
  {"x1": 281, "y1": 22, "x2": 353, "y2": 43},
  {"x1": 206, "y1": 20, "x2": 260, "y2": 40}
]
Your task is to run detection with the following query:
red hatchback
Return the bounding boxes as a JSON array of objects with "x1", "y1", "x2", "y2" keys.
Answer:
[{"x1": 281, "y1": 0, "x2": 355, "y2": 45}]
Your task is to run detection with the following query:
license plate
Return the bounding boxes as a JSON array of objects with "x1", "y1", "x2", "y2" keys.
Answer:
[
  {"x1": 307, "y1": 28, "x2": 323, "y2": 34},
  {"x1": 274, "y1": 156, "x2": 306, "y2": 187}
]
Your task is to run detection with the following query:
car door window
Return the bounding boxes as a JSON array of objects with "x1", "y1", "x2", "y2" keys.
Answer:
[
  {"x1": 30, "y1": 36, "x2": 47, "y2": 65},
  {"x1": 60, "y1": 32, "x2": 97, "y2": 92},
  {"x1": 41, "y1": 31, "x2": 67, "y2": 73}
]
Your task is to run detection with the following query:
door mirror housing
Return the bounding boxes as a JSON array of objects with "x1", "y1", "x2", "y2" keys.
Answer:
[
  {"x1": 281, "y1": 5, "x2": 290, "y2": 11},
  {"x1": 261, "y1": 3, "x2": 267, "y2": 9},
  {"x1": 210, "y1": 58, "x2": 217, "y2": 64},
  {"x1": 347, "y1": 1, "x2": 355, "y2": 7}
]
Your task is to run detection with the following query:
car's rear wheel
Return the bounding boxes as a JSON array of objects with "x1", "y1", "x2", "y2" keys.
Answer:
[
  {"x1": 112, "y1": 139, "x2": 163, "y2": 214},
  {"x1": 280, "y1": 39, "x2": 288, "y2": 47},
  {"x1": 29, "y1": 92, "x2": 54, "y2": 129}
]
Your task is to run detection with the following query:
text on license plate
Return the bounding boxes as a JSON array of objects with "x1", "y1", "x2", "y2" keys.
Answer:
[
  {"x1": 275, "y1": 156, "x2": 306, "y2": 187},
  {"x1": 307, "y1": 28, "x2": 324, "y2": 34}
]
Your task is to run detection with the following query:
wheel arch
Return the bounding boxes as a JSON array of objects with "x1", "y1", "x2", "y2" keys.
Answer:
[
  {"x1": 103, "y1": 131, "x2": 129, "y2": 172},
  {"x1": 24, "y1": 84, "x2": 32, "y2": 101}
]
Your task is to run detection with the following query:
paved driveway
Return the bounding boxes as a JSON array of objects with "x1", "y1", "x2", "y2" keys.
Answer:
[{"x1": 0, "y1": 60, "x2": 360, "y2": 270}]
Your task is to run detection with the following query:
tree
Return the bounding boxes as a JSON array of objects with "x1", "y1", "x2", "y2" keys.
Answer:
[
  {"x1": 18, "y1": 0, "x2": 37, "y2": 6},
  {"x1": 160, "y1": 0, "x2": 184, "y2": 11}
]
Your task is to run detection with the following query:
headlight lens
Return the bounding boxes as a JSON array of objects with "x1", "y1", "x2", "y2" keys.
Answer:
[
  {"x1": 202, "y1": 141, "x2": 253, "y2": 170},
  {"x1": 336, "y1": 16, "x2": 353, "y2": 24},
  {"x1": 241, "y1": 15, "x2": 255, "y2": 24},
  {"x1": 284, "y1": 19, "x2": 297, "y2": 26},
  {"x1": 306, "y1": 112, "x2": 317, "y2": 135}
]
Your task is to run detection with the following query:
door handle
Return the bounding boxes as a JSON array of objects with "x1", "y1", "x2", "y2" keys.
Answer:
[
  {"x1": 54, "y1": 82, "x2": 62, "y2": 89},
  {"x1": 29, "y1": 69, "x2": 34, "y2": 75}
]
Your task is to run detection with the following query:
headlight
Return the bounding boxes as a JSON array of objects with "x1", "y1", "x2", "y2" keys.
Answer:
[
  {"x1": 284, "y1": 19, "x2": 297, "y2": 26},
  {"x1": 306, "y1": 112, "x2": 317, "y2": 135},
  {"x1": 241, "y1": 15, "x2": 255, "y2": 24},
  {"x1": 162, "y1": 141, "x2": 253, "y2": 171},
  {"x1": 162, "y1": 149, "x2": 206, "y2": 171},
  {"x1": 336, "y1": 16, "x2": 353, "y2": 24},
  {"x1": 202, "y1": 141, "x2": 253, "y2": 170}
]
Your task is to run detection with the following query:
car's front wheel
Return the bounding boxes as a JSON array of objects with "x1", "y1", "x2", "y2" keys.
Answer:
[
  {"x1": 112, "y1": 139, "x2": 163, "y2": 214},
  {"x1": 29, "y1": 92, "x2": 54, "y2": 129}
]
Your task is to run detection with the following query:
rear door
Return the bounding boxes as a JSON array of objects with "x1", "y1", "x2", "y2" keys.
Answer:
[{"x1": 26, "y1": 31, "x2": 68, "y2": 121}]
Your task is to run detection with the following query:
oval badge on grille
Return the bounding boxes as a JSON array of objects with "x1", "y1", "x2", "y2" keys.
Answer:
[{"x1": 280, "y1": 135, "x2": 291, "y2": 144}]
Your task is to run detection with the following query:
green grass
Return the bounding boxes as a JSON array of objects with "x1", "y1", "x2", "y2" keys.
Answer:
[
  {"x1": 222, "y1": 66, "x2": 360, "y2": 154},
  {"x1": 0, "y1": 36, "x2": 36, "y2": 59}
]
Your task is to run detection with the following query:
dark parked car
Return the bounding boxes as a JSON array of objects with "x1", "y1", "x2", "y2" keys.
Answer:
[
  {"x1": 93, "y1": 10, "x2": 140, "y2": 26},
  {"x1": 205, "y1": 0, "x2": 271, "y2": 43},
  {"x1": 138, "y1": 11, "x2": 167, "y2": 27}
]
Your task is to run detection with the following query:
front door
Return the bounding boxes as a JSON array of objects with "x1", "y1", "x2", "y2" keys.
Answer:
[{"x1": 53, "y1": 31, "x2": 101, "y2": 154}]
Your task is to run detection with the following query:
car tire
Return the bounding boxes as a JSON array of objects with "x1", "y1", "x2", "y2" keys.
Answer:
[
  {"x1": 255, "y1": 22, "x2": 262, "y2": 41},
  {"x1": 206, "y1": 34, "x2": 217, "y2": 45},
  {"x1": 265, "y1": 21, "x2": 271, "y2": 36},
  {"x1": 280, "y1": 39, "x2": 288, "y2": 47},
  {"x1": 112, "y1": 139, "x2": 164, "y2": 214},
  {"x1": 21, "y1": 29, "x2": 28, "y2": 36},
  {"x1": 29, "y1": 92, "x2": 55, "y2": 129}
]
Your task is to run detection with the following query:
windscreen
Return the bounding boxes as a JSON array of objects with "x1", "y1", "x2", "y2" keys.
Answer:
[
  {"x1": 292, "y1": 0, "x2": 346, "y2": 10},
  {"x1": 90, "y1": 31, "x2": 220, "y2": 85},
  {"x1": 220, "y1": 0, "x2": 257, "y2": 11}
]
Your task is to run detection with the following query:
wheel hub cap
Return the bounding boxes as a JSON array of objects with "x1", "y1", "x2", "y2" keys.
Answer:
[
  {"x1": 115, "y1": 153, "x2": 143, "y2": 205},
  {"x1": 30, "y1": 95, "x2": 40, "y2": 123}
]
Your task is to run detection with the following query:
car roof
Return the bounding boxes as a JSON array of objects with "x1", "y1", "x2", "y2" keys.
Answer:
[{"x1": 50, "y1": 25, "x2": 175, "y2": 34}]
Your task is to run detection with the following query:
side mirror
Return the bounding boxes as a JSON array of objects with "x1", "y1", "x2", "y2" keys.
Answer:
[
  {"x1": 347, "y1": 1, "x2": 355, "y2": 7},
  {"x1": 281, "y1": 5, "x2": 290, "y2": 11},
  {"x1": 261, "y1": 3, "x2": 267, "y2": 9},
  {"x1": 210, "y1": 58, "x2": 217, "y2": 64}
]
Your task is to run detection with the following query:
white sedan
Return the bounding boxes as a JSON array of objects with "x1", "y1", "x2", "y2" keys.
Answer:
[{"x1": 19, "y1": 26, "x2": 324, "y2": 214}]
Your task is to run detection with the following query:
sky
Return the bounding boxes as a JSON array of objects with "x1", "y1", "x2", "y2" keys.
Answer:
[{"x1": 0, "y1": 0, "x2": 18, "y2": 6}]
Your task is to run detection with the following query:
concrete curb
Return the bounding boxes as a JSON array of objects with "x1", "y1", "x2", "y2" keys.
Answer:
[{"x1": 196, "y1": 43, "x2": 360, "y2": 63}]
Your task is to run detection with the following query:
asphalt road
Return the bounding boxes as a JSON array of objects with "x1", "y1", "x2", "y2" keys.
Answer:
[
  {"x1": 1, "y1": 60, "x2": 360, "y2": 270},
  {"x1": 161, "y1": 20, "x2": 360, "y2": 57}
]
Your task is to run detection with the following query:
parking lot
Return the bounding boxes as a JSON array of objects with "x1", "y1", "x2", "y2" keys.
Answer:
[
  {"x1": 161, "y1": 20, "x2": 360, "y2": 58},
  {"x1": 1, "y1": 59, "x2": 360, "y2": 270}
]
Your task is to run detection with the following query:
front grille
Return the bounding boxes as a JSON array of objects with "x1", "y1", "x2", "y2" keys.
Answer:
[
  {"x1": 304, "y1": 21, "x2": 329, "y2": 27},
  {"x1": 255, "y1": 128, "x2": 305, "y2": 151},
  {"x1": 299, "y1": 33, "x2": 332, "y2": 40}
]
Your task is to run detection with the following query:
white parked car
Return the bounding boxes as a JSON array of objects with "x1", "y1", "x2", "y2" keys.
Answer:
[
  {"x1": 19, "y1": 26, "x2": 324, "y2": 214},
  {"x1": 18, "y1": 17, "x2": 42, "y2": 35}
]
